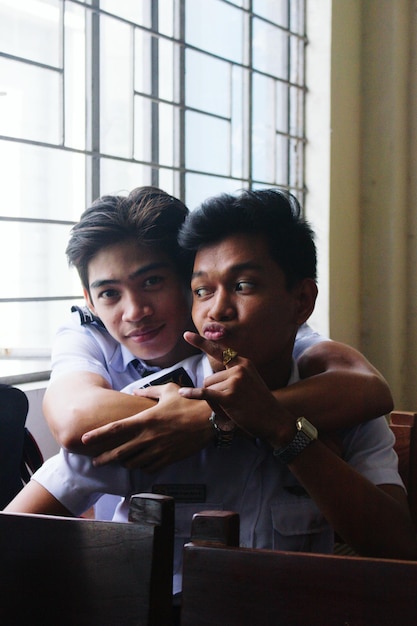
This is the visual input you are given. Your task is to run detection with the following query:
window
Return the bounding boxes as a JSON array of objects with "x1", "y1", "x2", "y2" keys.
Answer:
[{"x1": 0, "y1": 0, "x2": 306, "y2": 364}]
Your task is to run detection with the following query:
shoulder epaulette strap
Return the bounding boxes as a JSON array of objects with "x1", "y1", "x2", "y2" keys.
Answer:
[{"x1": 71, "y1": 305, "x2": 104, "y2": 327}]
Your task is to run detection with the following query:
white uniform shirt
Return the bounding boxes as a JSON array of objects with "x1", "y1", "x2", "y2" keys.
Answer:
[{"x1": 34, "y1": 351, "x2": 401, "y2": 593}]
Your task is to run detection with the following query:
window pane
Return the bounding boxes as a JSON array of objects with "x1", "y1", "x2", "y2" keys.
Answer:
[
  {"x1": 186, "y1": 111, "x2": 230, "y2": 176},
  {"x1": 159, "y1": 38, "x2": 177, "y2": 102},
  {"x1": 100, "y1": 15, "x2": 133, "y2": 158},
  {"x1": 134, "y1": 29, "x2": 152, "y2": 95},
  {"x1": 252, "y1": 74, "x2": 276, "y2": 183},
  {"x1": 0, "y1": 57, "x2": 61, "y2": 144},
  {"x1": 0, "y1": 141, "x2": 85, "y2": 221},
  {"x1": 0, "y1": 222, "x2": 77, "y2": 299},
  {"x1": 159, "y1": 102, "x2": 178, "y2": 167},
  {"x1": 276, "y1": 81, "x2": 289, "y2": 134},
  {"x1": 100, "y1": 158, "x2": 152, "y2": 195},
  {"x1": 100, "y1": 0, "x2": 150, "y2": 26},
  {"x1": 64, "y1": 3, "x2": 86, "y2": 150},
  {"x1": 275, "y1": 134, "x2": 289, "y2": 186},
  {"x1": 186, "y1": 49, "x2": 231, "y2": 117},
  {"x1": 133, "y1": 95, "x2": 152, "y2": 162},
  {"x1": 290, "y1": 0, "x2": 305, "y2": 35},
  {"x1": 0, "y1": 0, "x2": 61, "y2": 67},
  {"x1": 0, "y1": 300, "x2": 80, "y2": 351},
  {"x1": 186, "y1": 173, "x2": 243, "y2": 211},
  {"x1": 185, "y1": 0, "x2": 245, "y2": 64},
  {"x1": 253, "y1": 0, "x2": 288, "y2": 27},
  {"x1": 253, "y1": 18, "x2": 288, "y2": 80}
]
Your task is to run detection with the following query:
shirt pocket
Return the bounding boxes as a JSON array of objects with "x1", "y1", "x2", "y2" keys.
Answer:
[{"x1": 271, "y1": 495, "x2": 331, "y2": 553}]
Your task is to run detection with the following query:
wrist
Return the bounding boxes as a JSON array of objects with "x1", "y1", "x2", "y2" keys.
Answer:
[
  {"x1": 209, "y1": 412, "x2": 237, "y2": 448},
  {"x1": 273, "y1": 417, "x2": 318, "y2": 465}
]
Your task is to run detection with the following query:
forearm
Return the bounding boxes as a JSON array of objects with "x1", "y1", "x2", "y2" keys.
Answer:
[
  {"x1": 282, "y1": 340, "x2": 394, "y2": 430},
  {"x1": 288, "y1": 441, "x2": 417, "y2": 559},
  {"x1": 44, "y1": 373, "x2": 156, "y2": 453},
  {"x1": 274, "y1": 369, "x2": 393, "y2": 431}
]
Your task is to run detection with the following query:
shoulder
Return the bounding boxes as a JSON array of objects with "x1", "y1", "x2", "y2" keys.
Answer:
[{"x1": 293, "y1": 323, "x2": 328, "y2": 360}]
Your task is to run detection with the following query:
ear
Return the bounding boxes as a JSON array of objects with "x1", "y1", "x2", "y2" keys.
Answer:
[
  {"x1": 293, "y1": 278, "x2": 318, "y2": 325},
  {"x1": 83, "y1": 287, "x2": 97, "y2": 315}
]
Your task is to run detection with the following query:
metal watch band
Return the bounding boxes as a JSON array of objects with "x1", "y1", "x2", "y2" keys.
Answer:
[
  {"x1": 273, "y1": 418, "x2": 318, "y2": 464},
  {"x1": 209, "y1": 412, "x2": 237, "y2": 449}
]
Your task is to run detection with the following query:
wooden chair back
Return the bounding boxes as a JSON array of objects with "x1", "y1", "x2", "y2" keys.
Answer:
[
  {"x1": 390, "y1": 410, "x2": 417, "y2": 525},
  {"x1": 0, "y1": 493, "x2": 174, "y2": 626},
  {"x1": 181, "y1": 510, "x2": 417, "y2": 626}
]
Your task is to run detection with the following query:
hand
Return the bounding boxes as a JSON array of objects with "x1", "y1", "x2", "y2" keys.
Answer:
[
  {"x1": 81, "y1": 382, "x2": 213, "y2": 472},
  {"x1": 179, "y1": 332, "x2": 296, "y2": 446}
]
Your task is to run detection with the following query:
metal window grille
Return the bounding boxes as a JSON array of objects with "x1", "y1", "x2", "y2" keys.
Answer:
[{"x1": 0, "y1": 0, "x2": 306, "y2": 357}]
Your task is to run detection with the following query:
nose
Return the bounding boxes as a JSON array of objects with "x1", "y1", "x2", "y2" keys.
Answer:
[
  {"x1": 122, "y1": 292, "x2": 153, "y2": 322},
  {"x1": 208, "y1": 288, "x2": 236, "y2": 321}
]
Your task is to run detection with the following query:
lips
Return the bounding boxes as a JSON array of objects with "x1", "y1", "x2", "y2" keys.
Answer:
[
  {"x1": 202, "y1": 323, "x2": 228, "y2": 342},
  {"x1": 126, "y1": 325, "x2": 164, "y2": 343}
]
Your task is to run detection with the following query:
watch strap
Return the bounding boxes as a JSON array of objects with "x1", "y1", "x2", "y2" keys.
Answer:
[
  {"x1": 209, "y1": 412, "x2": 237, "y2": 448},
  {"x1": 273, "y1": 417, "x2": 317, "y2": 464}
]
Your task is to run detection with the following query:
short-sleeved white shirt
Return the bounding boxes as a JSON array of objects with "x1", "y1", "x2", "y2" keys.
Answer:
[{"x1": 34, "y1": 350, "x2": 401, "y2": 593}]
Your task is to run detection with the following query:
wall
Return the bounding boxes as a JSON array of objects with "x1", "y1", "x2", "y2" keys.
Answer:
[
  {"x1": 17, "y1": 382, "x2": 59, "y2": 460},
  {"x1": 306, "y1": 0, "x2": 417, "y2": 410}
]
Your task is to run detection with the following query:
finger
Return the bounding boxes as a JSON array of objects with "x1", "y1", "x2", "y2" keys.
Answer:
[
  {"x1": 82, "y1": 418, "x2": 129, "y2": 444},
  {"x1": 178, "y1": 386, "x2": 207, "y2": 400},
  {"x1": 133, "y1": 386, "x2": 163, "y2": 400},
  {"x1": 183, "y1": 331, "x2": 239, "y2": 368}
]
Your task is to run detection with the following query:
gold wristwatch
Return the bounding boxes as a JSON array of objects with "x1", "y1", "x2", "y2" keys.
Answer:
[{"x1": 273, "y1": 417, "x2": 318, "y2": 464}]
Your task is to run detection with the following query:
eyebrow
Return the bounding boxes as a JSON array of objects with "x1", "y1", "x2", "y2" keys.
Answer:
[
  {"x1": 90, "y1": 261, "x2": 171, "y2": 290},
  {"x1": 191, "y1": 261, "x2": 263, "y2": 280}
]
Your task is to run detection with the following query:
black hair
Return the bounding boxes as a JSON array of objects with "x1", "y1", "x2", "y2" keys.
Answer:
[
  {"x1": 178, "y1": 188, "x2": 317, "y2": 288},
  {"x1": 66, "y1": 186, "x2": 192, "y2": 291}
]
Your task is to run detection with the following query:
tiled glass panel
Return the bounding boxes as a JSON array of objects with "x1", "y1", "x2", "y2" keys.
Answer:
[
  {"x1": 158, "y1": 0, "x2": 175, "y2": 37},
  {"x1": 186, "y1": 0, "x2": 245, "y2": 64},
  {"x1": 231, "y1": 64, "x2": 248, "y2": 181},
  {"x1": 0, "y1": 0, "x2": 61, "y2": 66},
  {"x1": 252, "y1": 73, "x2": 276, "y2": 183},
  {"x1": 290, "y1": 0, "x2": 306, "y2": 35},
  {"x1": 0, "y1": 57, "x2": 61, "y2": 144},
  {"x1": 159, "y1": 38, "x2": 177, "y2": 102},
  {"x1": 290, "y1": 35, "x2": 305, "y2": 85},
  {"x1": 133, "y1": 95, "x2": 152, "y2": 163},
  {"x1": 100, "y1": 157, "x2": 152, "y2": 196},
  {"x1": 100, "y1": 0, "x2": 150, "y2": 26},
  {"x1": 186, "y1": 172, "x2": 243, "y2": 211},
  {"x1": 253, "y1": 0, "x2": 288, "y2": 27},
  {"x1": 186, "y1": 110, "x2": 231, "y2": 176},
  {"x1": 275, "y1": 133, "x2": 289, "y2": 186},
  {"x1": 64, "y1": 2, "x2": 86, "y2": 150},
  {"x1": 159, "y1": 102, "x2": 178, "y2": 167},
  {"x1": 253, "y1": 17, "x2": 288, "y2": 80},
  {"x1": 289, "y1": 137, "x2": 304, "y2": 192},
  {"x1": 0, "y1": 141, "x2": 86, "y2": 221},
  {"x1": 0, "y1": 222, "x2": 76, "y2": 299},
  {"x1": 186, "y1": 49, "x2": 231, "y2": 117},
  {"x1": 0, "y1": 300, "x2": 80, "y2": 351},
  {"x1": 290, "y1": 85, "x2": 304, "y2": 138},
  {"x1": 276, "y1": 80, "x2": 289, "y2": 134},
  {"x1": 100, "y1": 15, "x2": 133, "y2": 157}
]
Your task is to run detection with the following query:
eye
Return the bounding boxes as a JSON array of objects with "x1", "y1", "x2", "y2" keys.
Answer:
[
  {"x1": 143, "y1": 275, "x2": 164, "y2": 289},
  {"x1": 98, "y1": 288, "x2": 120, "y2": 301},
  {"x1": 193, "y1": 286, "x2": 212, "y2": 299},
  {"x1": 235, "y1": 281, "x2": 255, "y2": 293}
]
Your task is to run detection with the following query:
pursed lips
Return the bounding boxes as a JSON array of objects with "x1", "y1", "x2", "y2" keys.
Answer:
[{"x1": 202, "y1": 323, "x2": 229, "y2": 342}]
